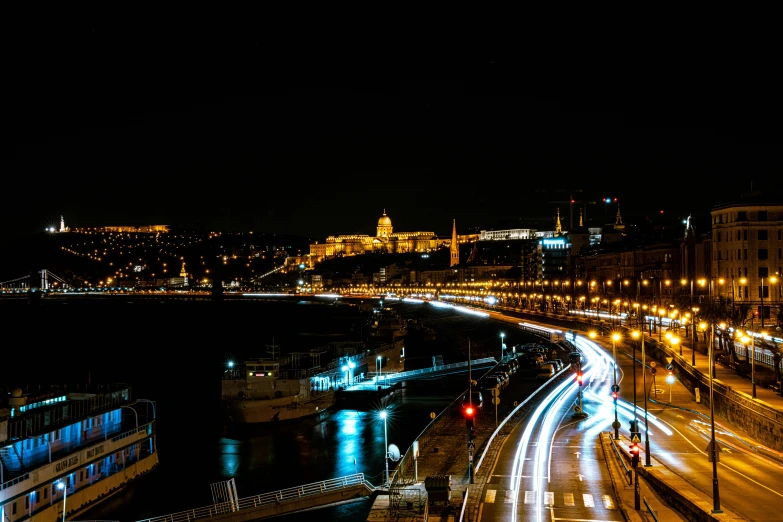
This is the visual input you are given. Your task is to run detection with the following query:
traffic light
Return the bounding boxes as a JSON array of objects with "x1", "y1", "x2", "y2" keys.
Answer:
[
  {"x1": 630, "y1": 441, "x2": 640, "y2": 466},
  {"x1": 463, "y1": 405, "x2": 475, "y2": 428},
  {"x1": 611, "y1": 391, "x2": 618, "y2": 401},
  {"x1": 576, "y1": 371, "x2": 583, "y2": 386}
]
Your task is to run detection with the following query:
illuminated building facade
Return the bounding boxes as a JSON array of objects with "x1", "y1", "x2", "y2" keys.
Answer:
[
  {"x1": 71, "y1": 225, "x2": 171, "y2": 233},
  {"x1": 711, "y1": 192, "x2": 783, "y2": 312},
  {"x1": 309, "y1": 210, "x2": 447, "y2": 263}
]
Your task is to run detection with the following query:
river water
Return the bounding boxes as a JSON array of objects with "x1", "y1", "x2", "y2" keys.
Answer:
[{"x1": 2, "y1": 297, "x2": 532, "y2": 521}]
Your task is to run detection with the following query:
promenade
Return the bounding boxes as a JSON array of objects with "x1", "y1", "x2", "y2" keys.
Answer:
[{"x1": 365, "y1": 319, "x2": 783, "y2": 522}]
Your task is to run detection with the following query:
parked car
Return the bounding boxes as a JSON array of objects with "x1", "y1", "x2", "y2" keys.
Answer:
[
  {"x1": 490, "y1": 371, "x2": 509, "y2": 389},
  {"x1": 536, "y1": 362, "x2": 555, "y2": 380},
  {"x1": 462, "y1": 390, "x2": 484, "y2": 412},
  {"x1": 478, "y1": 375, "x2": 501, "y2": 392},
  {"x1": 547, "y1": 359, "x2": 564, "y2": 372}
]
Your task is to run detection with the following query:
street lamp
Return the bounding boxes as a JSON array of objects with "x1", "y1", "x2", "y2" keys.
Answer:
[
  {"x1": 379, "y1": 410, "x2": 390, "y2": 486},
  {"x1": 740, "y1": 334, "x2": 755, "y2": 398},
  {"x1": 708, "y1": 325, "x2": 723, "y2": 513},
  {"x1": 691, "y1": 307, "x2": 699, "y2": 367},
  {"x1": 611, "y1": 332, "x2": 621, "y2": 440},
  {"x1": 631, "y1": 330, "x2": 650, "y2": 465},
  {"x1": 377, "y1": 355, "x2": 383, "y2": 384},
  {"x1": 500, "y1": 332, "x2": 505, "y2": 361},
  {"x1": 57, "y1": 479, "x2": 68, "y2": 522}
]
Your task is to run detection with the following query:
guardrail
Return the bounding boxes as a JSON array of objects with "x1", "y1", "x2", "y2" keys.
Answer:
[
  {"x1": 608, "y1": 434, "x2": 632, "y2": 485},
  {"x1": 135, "y1": 473, "x2": 374, "y2": 522}
]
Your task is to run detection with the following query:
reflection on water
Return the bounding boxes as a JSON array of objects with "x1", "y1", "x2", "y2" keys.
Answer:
[{"x1": 82, "y1": 374, "x2": 470, "y2": 521}]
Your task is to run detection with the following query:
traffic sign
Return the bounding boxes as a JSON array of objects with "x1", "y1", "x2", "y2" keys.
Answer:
[
  {"x1": 665, "y1": 357, "x2": 673, "y2": 364},
  {"x1": 491, "y1": 387, "x2": 500, "y2": 397},
  {"x1": 631, "y1": 433, "x2": 641, "y2": 443},
  {"x1": 650, "y1": 361, "x2": 656, "y2": 367},
  {"x1": 612, "y1": 420, "x2": 621, "y2": 429},
  {"x1": 491, "y1": 397, "x2": 500, "y2": 405},
  {"x1": 574, "y1": 405, "x2": 582, "y2": 413},
  {"x1": 666, "y1": 363, "x2": 673, "y2": 371},
  {"x1": 650, "y1": 367, "x2": 657, "y2": 375},
  {"x1": 611, "y1": 384, "x2": 620, "y2": 392}
]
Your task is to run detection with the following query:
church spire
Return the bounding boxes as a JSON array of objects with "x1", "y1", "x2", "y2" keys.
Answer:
[
  {"x1": 555, "y1": 208, "x2": 562, "y2": 236},
  {"x1": 450, "y1": 219, "x2": 459, "y2": 267},
  {"x1": 614, "y1": 205, "x2": 625, "y2": 231}
]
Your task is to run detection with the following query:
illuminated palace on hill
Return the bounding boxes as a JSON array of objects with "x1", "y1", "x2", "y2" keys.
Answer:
[{"x1": 308, "y1": 210, "x2": 476, "y2": 264}]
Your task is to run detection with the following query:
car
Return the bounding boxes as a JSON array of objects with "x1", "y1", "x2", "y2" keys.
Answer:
[
  {"x1": 462, "y1": 390, "x2": 484, "y2": 412},
  {"x1": 547, "y1": 359, "x2": 564, "y2": 372},
  {"x1": 478, "y1": 375, "x2": 501, "y2": 392},
  {"x1": 536, "y1": 362, "x2": 555, "y2": 380}
]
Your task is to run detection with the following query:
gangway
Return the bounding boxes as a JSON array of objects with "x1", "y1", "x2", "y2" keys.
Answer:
[
  {"x1": 134, "y1": 473, "x2": 376, "y2": 522},
  {"x1": 353, "y1": 357, "x2": 497, "y2": 390}
]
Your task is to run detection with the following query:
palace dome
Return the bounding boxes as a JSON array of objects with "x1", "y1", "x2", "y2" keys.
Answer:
[{"x1": 378, "y1": 212, "x2": 392, "y2": 227}]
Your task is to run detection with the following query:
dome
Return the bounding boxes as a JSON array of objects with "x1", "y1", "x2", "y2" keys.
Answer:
[
  {"x1": 378, "y1": 211, "x2": 392, "y2": 227},
  {"x1": 11, "y1": 388, "x2": 23, "y2": 398}
]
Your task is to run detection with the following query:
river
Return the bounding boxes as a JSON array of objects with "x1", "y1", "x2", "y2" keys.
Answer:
[{"x1": 2, "y1": 297, "x2": 533, "y2": 521}]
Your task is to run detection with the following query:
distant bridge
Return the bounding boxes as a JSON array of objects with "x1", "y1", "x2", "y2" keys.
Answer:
[{"x1": 0, "y1": 269, "x2": 72, "y2": 291}]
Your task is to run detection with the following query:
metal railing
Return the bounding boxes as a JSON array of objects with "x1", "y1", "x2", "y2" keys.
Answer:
[
  {"x1": 643, "y1": 496, "x2": 659, "y2": 522},
  {"x1": 608, "y1": 436, "x2": 632, "y2": 485},
  {"x1": 134, "y1": 473, "x2": 374, "y2": 522}
]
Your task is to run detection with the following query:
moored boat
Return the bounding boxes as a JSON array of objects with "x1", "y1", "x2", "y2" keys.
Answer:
[
  {"x1": 221, "y1": 344, "x2": 337, "y2": 424},
  {"x1": 0, "y1": 383, "x2": 158, "y2": 521}
]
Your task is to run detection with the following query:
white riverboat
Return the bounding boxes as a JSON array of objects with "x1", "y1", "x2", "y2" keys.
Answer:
[
  {"x1": 221, "y1": 346, "x2": 338, "y2": 424},
  {"x1": 0, "y1": 383, "x2": 158, "y2": 521}
]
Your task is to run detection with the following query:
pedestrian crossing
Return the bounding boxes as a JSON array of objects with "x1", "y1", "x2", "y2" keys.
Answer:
[{"x1": 484, "y1": 489, "x2": 614, "y2": 509}]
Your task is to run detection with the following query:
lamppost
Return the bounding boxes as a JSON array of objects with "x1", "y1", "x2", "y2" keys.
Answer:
[
  {"x1": 377, "y1": 355, "x2": 383, "y2": 385},
  {"x1": 57, "y1": 479, "x2": 68, "y2": 522},
  {"x1": 740, "y1": 334, "x2": 755, "y2": 398},
  {"x1": 691, "y1": 307, "x2": 699, "y2": 367},
  {"x1": 379, "y1": 410, "x2": 389, "y2": 486},
  {"x1": 631, "y1": 330, "x2": 650, "y2": 465},
  {"x1": 708, "y1": 325, "x2": 723, "y2": 513},
  {"x1": 612, "y1": 332, "x2": 621, "y2": 440},
  {"x1": 500, "y1": 332, "x2": 505, "y2": 361}
]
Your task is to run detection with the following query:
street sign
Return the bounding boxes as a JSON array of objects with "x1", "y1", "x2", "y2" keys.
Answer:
[
  {"x1": 631, "y1": 433, "x2": 641, "y2": 443},
  {"x1": 491, "y1": 387, "x2": 500, "y2": 397},
  {"x1": 491, "y1": 397, "x2": 500, "y2": 405},
  {"x1": 665, "y1": 356, "x2": 673, "y2": 364},
  {"x1": 666, "y1": 363, "x2": 673, "y2": 370},
  {"x1": 650, "y1": 361, "x2": 656, "y2": 367},
  {"x1": 650, "y1": 367, "x2": 657, "y2": 375},
  {"x1": 468, "y1": 441, "x2": 475, "y2": 450},
  {"x1": 706, "y1": 440, "x2": 721, "y2": 462},
  {"x1": 611, "y1": 384, "x2": 620, "y2": 392},
  {"x1": 574, "y1": 405, "x2": 582, "y2": 413}
]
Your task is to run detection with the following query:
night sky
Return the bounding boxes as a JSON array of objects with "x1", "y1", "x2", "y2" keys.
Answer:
[{"x1": 3, "y1": 27, "x2": 781, "y2": 244}]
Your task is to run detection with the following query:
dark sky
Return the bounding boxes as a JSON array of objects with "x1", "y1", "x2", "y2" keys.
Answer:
[{"x1": 3, "y1": 27, "x2": 781, "y2": 242}]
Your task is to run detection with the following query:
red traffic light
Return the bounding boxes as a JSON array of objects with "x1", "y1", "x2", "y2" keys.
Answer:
[
  {"x1": 611, "y1": 392, "x2": 618, "y2": 400},
  {"x1": 630, "y1": 443, "x2": 640, "y2": 454},
  {"x1": 576, "y1": 372, "x2": 583, "y2": 385}
]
